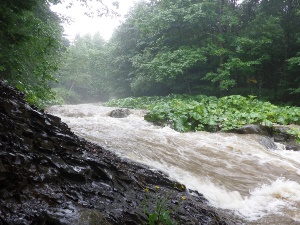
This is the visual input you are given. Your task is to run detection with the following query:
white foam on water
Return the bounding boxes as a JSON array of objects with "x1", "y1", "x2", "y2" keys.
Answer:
[
  {"x1": 140, "y1": 158, "x2": 300, "y2": 222},
  {"x1": 224, "y1": 178, "x2": 300, "y2": 220},
  {"x1": 46, "y1": 104, "x2": 300, "y2": 224}
]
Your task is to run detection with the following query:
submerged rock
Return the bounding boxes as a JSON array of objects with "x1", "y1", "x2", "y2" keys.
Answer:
[
  {"x1": 109, "y1": 108, "x2": 130, "y2": 118},
  {"x1": 0, "y1": 80, "x2": 234, "y2": 224},
  {"x1": 259, "y1": 137, "x2": 277, "y2": 150}
]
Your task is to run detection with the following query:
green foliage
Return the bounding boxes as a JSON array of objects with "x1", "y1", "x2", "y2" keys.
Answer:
[
  {"x1": 8, "y1": 0, "x2": 299, "y2": 105},
  {"x1": 98, "y1": 0, "x2": 300, "y2": 104},
  {"x1": 105, "y1": 95, "x2": 300, "y2": 132},
  {"x1": 142, "y1": 184, "x2": 186, "y2": 225},
  {"x1": 53, "y1": 33, "x2": 110, "y2": 103},
  {"x1": 134, "y1": 47, "x2": 206, "y2": 85},
  {"x1": 4, "y1": 0, "x2": 298, "y2": 106},
  {"x1": 0, "y1": 0, "x2": 117, "y2": 108},
  {"x1": 0, "y1": 0, "x2": 64, "y2": 108},
  {"x1": 286, "y1": 127, "x2": 300, "y2": 143}
]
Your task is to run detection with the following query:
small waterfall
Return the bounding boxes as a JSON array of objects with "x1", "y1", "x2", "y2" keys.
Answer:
[{"x1": 46, "y1": 104, "x2": 300, "y2": 224}]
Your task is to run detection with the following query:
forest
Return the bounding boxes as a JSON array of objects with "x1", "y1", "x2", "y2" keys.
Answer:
[
  {"x1": 54, "y1": 0, "x2": 300, "y2": 106},
  {"x1": 1, "y1": 2, "x2": 300, "y2": 224},
  {"x1": 1, "y1": 0, "x2": 300, "y2": 107}
]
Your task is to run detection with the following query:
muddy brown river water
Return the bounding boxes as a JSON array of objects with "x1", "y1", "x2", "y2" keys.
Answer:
[{"x1": 47, "y1": 103, "x2": 300, "y2": 224}]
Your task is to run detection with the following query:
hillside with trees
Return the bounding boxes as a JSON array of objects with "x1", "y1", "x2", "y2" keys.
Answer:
[
  {"x1": 0, "y1": 0, "x2": 116, "y2": 107},
  {"x1": 1, "y1": 0, "x2": 300, "y2": 106},
  {"x1": 56, "y1": 0, "x2": 300, "y2": 106}
]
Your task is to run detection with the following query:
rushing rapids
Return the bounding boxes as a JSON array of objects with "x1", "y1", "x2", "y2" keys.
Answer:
[
  {"x1": 0, "y1": 81, "x2": 232, "y2": 225},
  {"x1": 47, "y1": 103, "x2": 300, "y2": 224}
]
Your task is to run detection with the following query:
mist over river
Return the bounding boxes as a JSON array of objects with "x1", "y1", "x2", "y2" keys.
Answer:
[{"x1": 46, "y1": 103, "x2": 300, "y2": 224}]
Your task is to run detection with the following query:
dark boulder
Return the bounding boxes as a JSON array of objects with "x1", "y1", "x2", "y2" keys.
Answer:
[
  {"x1": 230, "y1": 124, "x2": 300, "y2": 151},
  {"x1": 232, "y1": 124, "x2": 270, "y2": 136},
  {"x1": 272, "y1": 125, "x2": 300, "y2": 151},
  {"x1": 0, "y1": 80, "x2": 234, "y2": 224}
]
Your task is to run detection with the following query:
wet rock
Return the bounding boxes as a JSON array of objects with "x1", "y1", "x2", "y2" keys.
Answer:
[
  {"x1": 271, "y1": 125, "x2": 300, "y2": 151},
  {"x1": 272, "y1": 126, "x2": 291, "y2": 142},
  {"x1": 109, "y1": 108, "x2": 130, "y2": 118},
  {"x1": 233, "y1": 124, "x2": 270, "y2": 136},
  {"x1": 75, "y1": 209, "x2": 112, "y2": 225},
  {"x1": 229, "y1": 124, "x2": 300, "y2": 150},
  {"x1": 259, "y1": 137, "x2": 277, "y2": 149},
  {"x1": 0, "y1": 80, "x2": 234, "y2": 224}
]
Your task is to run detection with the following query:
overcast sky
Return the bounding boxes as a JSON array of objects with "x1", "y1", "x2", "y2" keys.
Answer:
[{"x1": 51, "y1": 0, "x2": 140, "y2": 41}]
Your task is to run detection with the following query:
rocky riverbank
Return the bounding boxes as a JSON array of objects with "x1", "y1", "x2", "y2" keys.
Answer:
[
  {"x1": 232, "y1": 124, "x2": 300, "y2": 151},
  {"x1": 0, "y1": 80, "x2": 235, "y2": 224}
]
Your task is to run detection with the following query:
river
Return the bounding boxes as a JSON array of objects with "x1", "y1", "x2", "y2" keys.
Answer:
[{"x1": 46, "y1": 103, "x2": 300, "y2": 224}]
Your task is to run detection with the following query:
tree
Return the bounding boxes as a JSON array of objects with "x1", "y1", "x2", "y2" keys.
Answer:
[
  {"x1": 0, "y1": 0, "x2": 119, "y2": 107},
  {"x1": 119, "y1": 0, "x2": 241, "y2": 95},
  {"x1": 0, "y1": 0, "x2": 64, "y2": 107},
  {"x1": 55, "y1": 0, "x2": 300, "y2": 105},
  {"x1": 54, "y1": 33, "x2": 108, "y2": 103}
]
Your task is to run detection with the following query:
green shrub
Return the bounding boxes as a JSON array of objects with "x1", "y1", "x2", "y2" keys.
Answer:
[
  {"x1": 104, "y1": 94, "x2": 300, "y2": 132},
  {"x1": 142, "y1": 184, "x2": 186, "y2": 225}
]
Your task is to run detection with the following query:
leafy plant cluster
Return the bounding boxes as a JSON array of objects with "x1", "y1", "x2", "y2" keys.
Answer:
[
  {"x1": 105, "y1": 95, "x2": 300, "y2": 132},
  {"x1": 286, "y1": 127, "x2": 300, "y2": 143},
  {"x1": 105, "y1": 94, "x2": 180, "y2": 110},
  {"x1": 142, "y1": 184, "x2": 186, "y2": 225}
]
